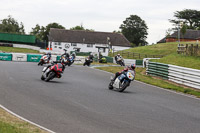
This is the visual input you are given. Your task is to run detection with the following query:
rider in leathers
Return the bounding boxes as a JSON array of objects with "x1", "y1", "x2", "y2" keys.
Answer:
[{"x1": 112, "y1": 64, "x2": 136, "y2": 81}]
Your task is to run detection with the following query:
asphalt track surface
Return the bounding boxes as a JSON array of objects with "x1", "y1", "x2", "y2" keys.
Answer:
[{"x1": 0, "y1": 61, "x2": 200, "y2": 133}]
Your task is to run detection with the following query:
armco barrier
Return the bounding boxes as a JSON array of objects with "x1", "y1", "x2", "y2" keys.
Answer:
[
  {"x1": 146, "y1": 61, "x2": 200, "y2": 89},
  {"x1": 146, "y1": 62, "x2": 169, "y2": 79},
  {"x1": 57, "y1": 56, "x2": 61, "y2": 61},
  {"x1": 12, "y1": 53, "x2": 27, "y2": 61},
  {"x1": 136, "y1": 60, "x2": 143, "y2": 66},
  {"x1": 27, "y1": 54, "x2": 42, "y2": 62},
  {"x1": 168, "y1": 65, "x2": 200, "y2": 89},
  {"x1": 0, "y1": 53, "x2": 12, "y2": 61}
]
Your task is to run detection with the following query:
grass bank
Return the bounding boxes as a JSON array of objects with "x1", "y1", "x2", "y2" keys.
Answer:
[
  {"x1": 0, "y1": 107, "x2": 47, "y2": 133},
  {"x1": 96, "y1": 66, "x2": 200, "y2": 98},
  {"x1": 0, "y1": 46, "x2": 40, "y2": 53},
  {"x1": 110, "y1": 42, "x2": 200, "y2": 70}
]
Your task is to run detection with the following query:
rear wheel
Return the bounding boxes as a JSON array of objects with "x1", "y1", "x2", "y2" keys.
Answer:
[
  {"x1": 118, "y1": 81, "x2": 130, "y2": 92},
  {"x1": 45, "y1": 71, "x2": 56, "y2": 82}
]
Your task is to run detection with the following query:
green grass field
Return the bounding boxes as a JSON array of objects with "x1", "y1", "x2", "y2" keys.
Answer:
[
  {"x1": 0, "y1": 46, "x2": 40, "y2": 53},
  {"x1": 0, "y1": 107, "x2": 47, "y2": 133},
  {"x1": 110, "y1": 42, "x2": 200, "y2": 70}
]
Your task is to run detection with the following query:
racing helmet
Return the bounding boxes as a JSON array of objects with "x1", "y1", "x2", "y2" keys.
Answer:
[
  {"x1": 117, "y1": 54, "x2": 120, "y2": 56},
  {"x1": 47, "y1": 52, "x2": 51, "y2": 56},
  {"x1": 130, "y1": 64, "x2": 136, "y2": 70}
]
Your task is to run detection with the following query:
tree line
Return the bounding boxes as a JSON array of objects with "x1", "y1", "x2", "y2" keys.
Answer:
[{"x1": 0, "y1": 9, "x2": 200, "y2": 46}]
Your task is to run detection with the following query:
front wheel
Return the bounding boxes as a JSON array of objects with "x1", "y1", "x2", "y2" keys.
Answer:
[
  {"x1": 108, "y1": 81, "x2": 114, "y2": 90},
  {"x1": 41, "y1": 75, "x2": 45, "y2": 80},
  {"x1": 118, "y1": 81, "x2": 130, "y2": 92},
  {"x1": 45, "y1": 71, "x2": 56, "y2": 82},
  {"x1": 38, "y1": 60, "x2": 43, "y2": 66}
]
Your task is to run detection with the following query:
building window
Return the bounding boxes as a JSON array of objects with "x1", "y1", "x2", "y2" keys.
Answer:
[
  {"x1": 71, "y1": 43, "x2": 77, "y2": 46},
  {"x1": 58, "y1": 42, "x2": 61, "y2": 45},
  {"x1": 99, "y1": 48, "x2": 106, "y2": 53},
  {"x1": 54, "y1": 46, "x2": 57, "y2": 48},
  {"x1": 87, "y1": 44, "x2": 93, "y2": 47}
]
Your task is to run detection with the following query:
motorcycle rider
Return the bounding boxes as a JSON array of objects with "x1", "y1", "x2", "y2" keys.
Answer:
[
  {"x1": 112, "y1": 64, "x2": 136, "y2": 81},
  {"x1": 45, "y1": 58, "x2": 66, "y2": 74},
  {"x1": 61, "y1": 49, "x2": 70, "y2": 61},
  {"x1": 115, "y1": 54, "x2": 122, "y2": 64},
  {"x1": 89, "y1": 52, "x2": 94, "y2": 61}
]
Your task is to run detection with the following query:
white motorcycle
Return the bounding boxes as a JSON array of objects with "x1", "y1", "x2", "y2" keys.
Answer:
[
  {"x1": 116, "y1": 57, "x2": 125, "y2": 66},
  {"x1": 108, "y1": 70, "x2": 135, "y2": 92},
  {"x1": 38, "y1": 55, "x2": 50, "y2": 66}
]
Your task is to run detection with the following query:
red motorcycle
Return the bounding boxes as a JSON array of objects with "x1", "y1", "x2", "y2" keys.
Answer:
[{"x1": 41, "y1": 63, "x2": 64, "y2": 82}]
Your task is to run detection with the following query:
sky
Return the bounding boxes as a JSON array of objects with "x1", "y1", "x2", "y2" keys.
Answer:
[{"x1": 0, "y1": 0, "x2": 200, "y2": 44}]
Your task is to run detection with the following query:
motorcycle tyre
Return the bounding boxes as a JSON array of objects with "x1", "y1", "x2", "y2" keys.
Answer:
[
  {"x1": 108, "y1": 81, "x2": 114, "y2": 90},
  {"x1": 118, "y1": 81, "x2": 130, "y2": 92},
  {"x1": 45, "y1": 71, "x2": 56, "y2": 82},
  {"x1": 41, "y1": 75, "x2": 45, "y2": 80},
  {"x1": 38, "y1": 61, "x2": 42, "y2": 66}
]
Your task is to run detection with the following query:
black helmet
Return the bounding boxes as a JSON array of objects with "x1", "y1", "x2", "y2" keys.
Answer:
[
  {"x1": 47, "y1": 52, "x2": 51, "y2": 55},
  {"x1": 130, "y1": 64, "x2": 136, "y2": 70}
]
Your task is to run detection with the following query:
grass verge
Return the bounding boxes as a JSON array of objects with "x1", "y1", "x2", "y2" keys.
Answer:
[
  {"x1": 151, "y1": 53, "x2": 200, "y2": 70},
  {"x1": 96, "y1": 66, "x2": 200, "y2": 98},
  {"x1": 0, "y1": 46, "x2": 40, "y2": 53},
  {"x1": 0, "y1": 107, "x2": 48, "y2": 133}
]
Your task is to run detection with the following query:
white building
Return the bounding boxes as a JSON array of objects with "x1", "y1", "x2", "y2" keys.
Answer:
[{"x1": 48, "y1": 28, "x2": 131, "y2": 56}]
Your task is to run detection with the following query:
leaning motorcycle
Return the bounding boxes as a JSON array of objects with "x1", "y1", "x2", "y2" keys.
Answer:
[
  {"x1": 108, "y1": 70, "x2": 135, "y2": 92},
  {"x1": 83, "y1": 57, "x2": 93, "y2": 66},
  {"x1": 41, "y1": 63, "x2": 64, "y2": 82},
  {"x1": 67, "y1": 55, "x2": 75, "y2": 66},
  {"x1": 38, "y1": 55, "x2": 50, "y2": 66},
  {"x1": 116, "y1": 58, "x2": 125, "y2": 66}
]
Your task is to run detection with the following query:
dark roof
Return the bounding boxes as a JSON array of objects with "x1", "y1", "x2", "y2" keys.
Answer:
[
  {"x1": 157, "y1": 37, "x2": 166, "y2": 43},
  {"x1": 49, "y1": 28, "x2": 131, "y2": 47},
  {"x1": 169, "y1": 29, "x2": 200, "y2": 39}
]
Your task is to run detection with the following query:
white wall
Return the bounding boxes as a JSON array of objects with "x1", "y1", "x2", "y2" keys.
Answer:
[
  {"x1": 12, "y1": 53, "x2": 27, "y2": 61},
  {"x1": 13, "y1": 44, "x2": 41, "y2": 51},
  {"x1": 112, "y1": 46, "x2": 131, "y2": 52},
  {"x1": 49, "y1": 42, "x2": 109, "y2": 56}
]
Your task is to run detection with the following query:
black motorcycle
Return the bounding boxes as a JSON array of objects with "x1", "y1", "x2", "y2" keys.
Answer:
[{"x1": 83, "y1": 57, "x2": 93, "y2": 66}]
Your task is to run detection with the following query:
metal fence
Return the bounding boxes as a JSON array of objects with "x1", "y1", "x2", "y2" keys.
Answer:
[
  {"x1": 112, "y1": 51, "x2": 165, "y2": 59},
  {"x1": 146, "y1": 61, "x2": 200, "y2": 89}
]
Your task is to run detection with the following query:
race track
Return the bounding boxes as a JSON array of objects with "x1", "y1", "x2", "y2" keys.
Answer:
[{"x1": 0, "y1": 61, "x2": 200, "y2": 133}]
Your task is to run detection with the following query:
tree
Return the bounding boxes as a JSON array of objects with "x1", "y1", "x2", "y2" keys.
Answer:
[
  {"x1": 70, "y1": 25, "x2": 85, "y2": 30},
  {"x1": 30, "y1": 22, "x2": 65, "y2": 42},
  {"x1": 170, "y1": 9, "x2": 200, "y2": 30},
  {"x1": 180, "y1": 24, "x2": 187, "y2": 40},
  {"x1": 30, "y1": 24, "x2": 45, "y2": 41},
  {"x1": 70, "y1": 25, "x2": 94, "y2": 31},
  {"x1": 0, "y1": 15, "x2": 25, "y2": 34},
  {"x1": 120, "y1": 15, "x2": 148, "y2": 46}
]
